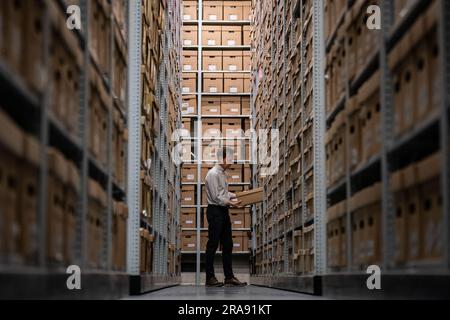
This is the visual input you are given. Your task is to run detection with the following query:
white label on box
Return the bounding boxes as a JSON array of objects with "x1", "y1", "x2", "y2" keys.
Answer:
[
  {"x1": 208, "y1": 65, "x2": 217, "y2": 71},
  {"x1": 233, "y1": 243, "x2": 241, "y2": 247},
  {"x1": 210, "y1": 87, "x2": 217, "y2": 93},
  {"x1": 228, "y1": 40, "x2": 236, "y2": 46},
  {"x1": 208, "y1": 39, "x2": 216, "y2": 46},
  {"x1": 210, "y1": 108, "x2": 218, "y2": 113},
  {"x1": 183, "y1": 15, "x2": 192, "y2": 20},
  {"x1": 187, "y1": 107, "x2": 195, "y2": 114},
  {"x1": 232, "y1": 175, "x2": 240, "y2": 179},
  {"x1": 230, "y1": 87, "x2": 238, "y2": 93},
  {"x1": 182, "y1": 87, "x2": 190, "y2": 93},
  {"x1": 229, "y1": 15, "x2": 238, "y2": 21},
  {"x1": 231, "y1": 108, "x2": 239, "y2": 112},
  {"x1": 234, "y1": 221, "x2": 242, "y2": 225},
  {"x1": 185, "y1": 197, "x2": 192, "y2": 201},
  {"x1": 188, "y1": 244, "x2": 195, "y2": 248},
  {"x1": 209, "y1": 15, "x2": 217, "y2": 21},
  {"x1": 186, "y1": 220, "x2": 193, "y2": 224},
  {"x1": 182, "y1": 102, "x2": 189, "y2": 108},
  {"x1": 184, "y1": 39, "x2": 192, "y2": 46},
  {"x1": 183, "y1": 65, "x2": 192, "y2": 71},
  {"x1": 187, "y1": 174, "x2": 195, "y2": 180},
  {"x1": 229, "y1": 65, "x2": 237, "y2": 71}
]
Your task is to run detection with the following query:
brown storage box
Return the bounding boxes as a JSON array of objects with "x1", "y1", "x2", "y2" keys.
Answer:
[
  {"x1": 182, "y1": 95, "x2": 197, "y2": 116},
  {"x1": 202, "y1": 142, "x2": 220, "y2": 161},
  {"x1": 182, "y1": 165, "x2": 197, "y2": 182},
  {"x1": 241, "y1": 97, "x2": 250, "y2": 115},
  {"x1": 183, "y1": 1, "x2": 198, "y2": 20},
  {"x1": 203, "y1": 1, "x2": 223, "y2": 21},
  {"x1": 235, "y1": 187, "x2": 263, "y2": 206},
  {"x1": 230, "y1": 210, "x2": 245, "y2": 228},
  {"x1": 224, "y1": 1, "x2": 243, "y2": 21},
  {"x1": 202, "y1": 119, "x2": 222, "y2": 138},
  {"x1": 203, "y1": 73, "x2": 224, "y2": 93},
  {"x1": 243, "y1": 1, "x2": 252, "y2": 21},
  {"x1": 222, "y1": 26, "x2": 242, "y2": 46},
  {"x1": 64, "y1": 161, "x2": 79, "y2": 265},
  {"x1": 182, "y1": 140, "x2": 193, "y2": 162},
  {"x1": 202, "y1": 51, "x2": 223, "y2": 71},
  {"x1": 181, "y1": 208, "x2": 197, "y2": 228},
  {"x1": 202, "y1": 26, "x2": 222, "y2": 46},
  {"x1": 232, "y1": 231, "x2": 244, "y2": 251},
  {"x1": 182, "y1": 73, "x2": 197, "y2": 94},
  {"x1": 243, "y1": 26, "x2": 251, "y2": 45},
  {"x1": 223, "y1": 118, "x2": 243, "y2": 138},
  {"x1": 181, "y1": 185, "x2": 195, "y2": 205},
  {"x1": 183, "y1": 25, "x2": 198, "y2": 45},
  {"x1": 182, "y1": 231, "x2": 197, "y2": 251},
  {"x1": 223, "y1": 51, "x2": 243, "y2": 71},
  {"x1": 202, "y1": 97, "x2": 222, "y2": 115},
  {"x1": 224, "y1": 73, "x2": 244, "y2": 93},
  {"x1": 182, "y1": 51, "x2": 198, "y2": 71},
  {"x1": 243, "y1": 74, "x2": 251, "y2": 93},
  {"x1": 227, "y1": 166, "x2": 243, "y2": 183},
  {"x1": 243, "y1": 51, "x2": 251, "y2": 70},
  {"x1": 201, "y1": 232, "x2": 208, "y2": 251},
  {"x1": 244, "y1": 165, "x2": 251, "y2": 181},
  {"x1": 182, "y1": 119, "x2": 192, "y2": 134},
  {"x1": 221, "y1": 97, "x2": 241, "y2": 115}
]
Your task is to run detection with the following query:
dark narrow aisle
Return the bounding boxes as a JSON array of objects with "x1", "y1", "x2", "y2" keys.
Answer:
[{"x1": 126, "y1": 285, "x2": 326, "y2": 300}]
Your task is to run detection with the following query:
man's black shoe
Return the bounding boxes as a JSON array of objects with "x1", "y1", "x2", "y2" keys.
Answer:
[
  {"x1": 205, "y1": 276, "x2": 224, "y2": 287},
  {"x1": 224, "y1": 276, "x2": 247, "y2": 287}
]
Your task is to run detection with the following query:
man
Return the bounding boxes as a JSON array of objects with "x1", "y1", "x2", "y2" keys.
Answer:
[{"x1": 204, "y1": 147, "x2": 247, "y2": 287}]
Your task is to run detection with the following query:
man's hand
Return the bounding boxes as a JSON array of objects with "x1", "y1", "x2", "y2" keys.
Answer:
[{"x1": 227, "y1": 199, "x2": 243, "y2": 208}]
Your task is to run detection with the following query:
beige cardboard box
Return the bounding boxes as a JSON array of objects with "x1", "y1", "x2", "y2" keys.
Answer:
[
  {"x1": 202, "y1": 51, "x2": 223, "y2": 71},
  {"x1": 222, "y1": 26, "x2": 242, "y2": 46},
  {"x1": 243, "y1": 73, "x2": 251, "y2": 92},
  {"x1": 241, "y1": 97, "x2": 250, "y2": 115},
  {"x1": 183, "y1": 25, "x2": 198, "y2": 45},
  {"x1": 182, "y1": 166, "x2": 197, "y2": 182},
  {"x1": 223, "y1": 118, "x2": 243, "y2": 138},
  {"x1": 232, "y1": 231, "x2": 244, "y2": 251},
  {"x1": 181, "y1": 140, "x2": 192, "y2": 162},
  {"x1": 182, "y1": 95, "x2": 197, "y2": 115},
  {"x1": 182, "y1": 119, "x2": 192, "y2": 133},
  {"x1": 203, "y1": 1, "x2": 223, "y2": 21},
  {"x1": 202, "y1": 141, "x2": 220, "y2": 161},
  {"x1": 223, "y1": 51, "x2": 243, "y2": 71},
  {"x1": 201, "y1": 232, "x2": 208, "y2": 251},
  {"x1": 182, "y1": 73, "x2": 197, "y2": 94},
  {"x1": 181, "y1": 209, "x2": 197, "y2": 228},
  {"x1": 203, "y1": 72, "x2": 224, "y2": 93},
  {"x1": 182, "y1": 231, "x2": 197, "y2": 251},
  {"x1": 244, "y1": 165, "x2": 251, "y2": 181},
  {"x1": 243, "y1": 51, "x2": 251, "y2": 70},
  {"x1": 224, "y1": 73, "x2": 244, "y2": 93},
  {"x1": 227, "y1": 166, "x2": 243, "y2": 183},
  {"x1": 182, "y1": 50, "x2": 198, "y2": 71},
  {"x1": 230, "y1": 211, "x2": 245, "y2": 228},
  {"x1": 224, "y1": 1, "x2": 243, "y2": 21},
  {"x1": 235, "y1": 187, "x2": 263, "y2": 206},
  {"x1": 202, "y1": 26, "x2": 222, "y2": 46},
  {"x1": 202, "y1": 97, "x2": 222, "y2": 115},
  {"x1": 243, "y1": 26, "x2": 251, "y2": 45},
  {"x1": 182, "y1": 185, "x2": 195, "y2": 205},
  {"x1": 183, "y1": 1, "x2": 198, "y2": 20},
  {"x1": 202, "y1": 119, "x2": 222, "y2": 138},
  {"x1": 243, "y1": 1, "x2": 252, "y2": 21},
  {"x1": 221, "y1": 97, "x2": 241, "y2": 115}
]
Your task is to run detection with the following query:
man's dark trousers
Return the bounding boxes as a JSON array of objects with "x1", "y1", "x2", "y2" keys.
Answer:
[{"x1": 205, "y1": 204, "x2": 233, "y2": 280}]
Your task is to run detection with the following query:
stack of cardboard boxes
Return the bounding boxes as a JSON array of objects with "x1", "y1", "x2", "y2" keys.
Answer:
[
  {"x1": 325, "y1": 0, "x2": 444, "y2": 271},
  {"x1": 180, "y1": 0, "x2": 253, "y2": 256}
]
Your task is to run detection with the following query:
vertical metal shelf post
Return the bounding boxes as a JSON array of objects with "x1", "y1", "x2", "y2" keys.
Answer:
[
  {"x1": 312, "y1": 0, "x2": 326, "y2": 275},
  {"x1": 126, "y1": 0, "x2": 142, "y2": 276}
]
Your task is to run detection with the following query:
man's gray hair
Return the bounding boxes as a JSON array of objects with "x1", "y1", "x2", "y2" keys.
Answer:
[{"x1": 216, "y1": 147, "x2": 234, "y2": 162}]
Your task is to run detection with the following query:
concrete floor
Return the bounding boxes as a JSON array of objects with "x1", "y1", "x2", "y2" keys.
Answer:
[{"x1": 126, "y1": 285, "x2": 326, "y2": 300}]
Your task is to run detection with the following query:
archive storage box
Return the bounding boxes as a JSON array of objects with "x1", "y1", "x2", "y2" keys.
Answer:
[
  {"x1": 203, "y1": 73, "x2": 224, "y2": 93},
  {"x1": 182, "y1": 231, "x2": 197, "y2": 251},
  {"x1": 203, "y1": 1, "x2": 223, "y2": 21},
  {"x1": 221, "y1": 97, "x2": 241, "y2": 115},
  {"x1": 182, "y1": 165, "x2": 197, "y2": 183},
  {"x1": 223, "y1": 51, "x2": 243, "y2": 71},
  {"x1": 183, "y1": 25, "x2": 198, "y2": 45},
  {"x1": 241, "y1": 97, "x2": 251, "y2": 114},
  {"x1": 227, "y1": 166, "x2": 243, "y2": 183},
  {"x1": 224, "y1": 73, "x2": 244, "y2": 93},
  {"x1": 203, "y1": 51, "x2": 223, "y2": 71},
  {"x1": 112, "y1": 110, "x2": 127, "y2": 187},
  {"x1": 89, "y1": 0, "x2": 111, "y2": 78},
  {"x1": 346, "y1": 97, "x2": 361, "y2": 170},
  {"x1": 223, "y1": 119, "x2": 243, "y2": 138},
  {"x1": 202, "y1": 118, "x2": 222, "y2": 138},
  {"x1": 202, "y1": 97, "x2": 222, "y2": 115},
  {"x1": 243, "y1": 51, "x2": 251, "y2": 71},
  {"x1": 182, "y1": 185, "x2": 195, "y2": 206},
  {"x1": 391, "y1": 168, "x2": 407, "y2": 263},
  {"x1": 203, "y1": 26, "x2": 222, "y2": 46},
  {"x1": 112, "y1": 202, "x2": 127, "y2": 271},
  {"x1": 182, "y1": 73, "x2": 197, "y2": 94},
  {"x1": 243, "y1": 26, "x2": 251, "y2": 45},
  {"x1": 47, "y1": 149, "x2": 67, "y2": 264},
  {"x1": 244, "y1": 74, "x2": 251, "y2": 92},
  {"x1": 87, "y1": 180, "x2": 107, "y2": 269},
  {"x1": 224, "y1": 1, "x2": 243, "y2": 21},
  {"x1": 222, "y1": 26, "x2": 242, "y2": 46},
  {"x1": 182, "y1": 95, "x2": 197, "y2": 115},
  {"x1": 181, "y1": 208, "x2": 197, "y2": 228},
  {"x1": 19, "y1": 135, "x2": 40, "y2": 262},
  {"x1": 64, "y1": 162, "x2": 80, "y2": 265},
  {"x1": 229, "y1": 209, "x2": 245, "y2": 228},
  {"x1": 183, "y1": 1, "x2": 198, "y2": 20},
  {"x1": 0, "y1": 111, "x2": 24, "y2": 258},
  {"x1": 182, "y1": 50, "x2": 198, "y2": 71}
]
